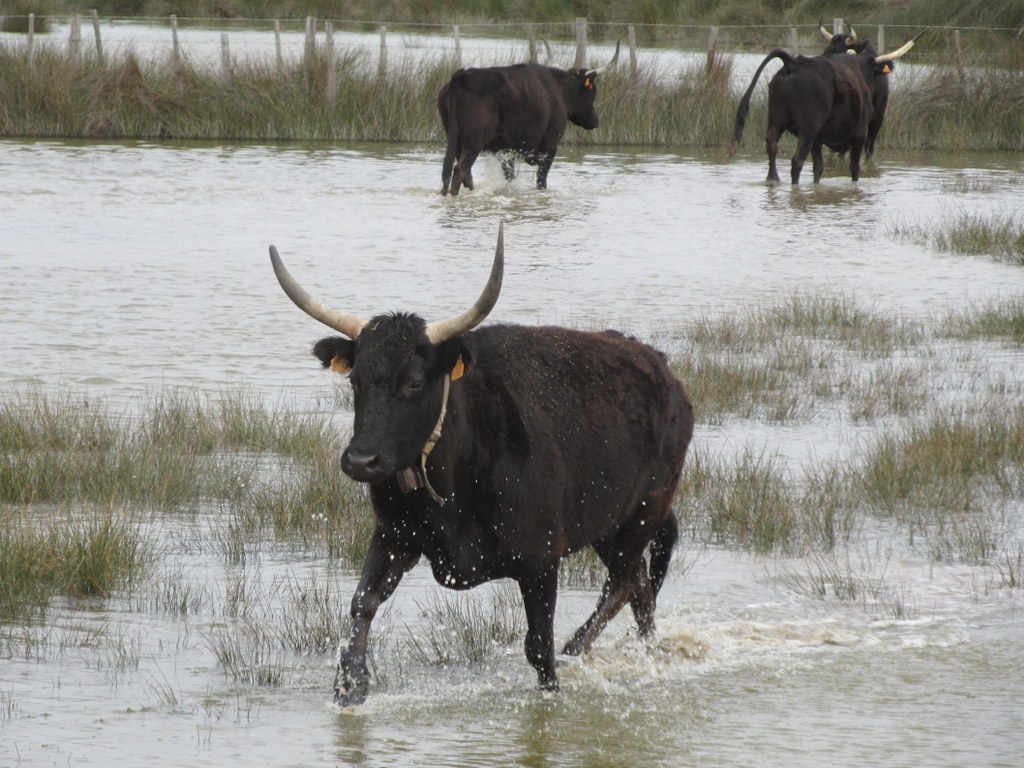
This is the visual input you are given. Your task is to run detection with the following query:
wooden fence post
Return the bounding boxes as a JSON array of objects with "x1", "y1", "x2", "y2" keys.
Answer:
[
  {"x1": 69, "y1": 13, "x2": 82, "y2": 60},
  {"x1": 220, "y1": 33, "x2": 231, "y2": 83},
  {"x1": 627, "y1": 25, "x2": 637, "y2": 79},
  {"x1": 528, "y1": 37, "x2": 537, "y2": 63},
  {"x1": 877, "y1": 25, "x2": 885, "y2": 54},
  {"x1": 90, "y1": 9, "x2": 104, "y2": 66},
  {"x1": 953, "y1": 29, "x2": 966, "y2": 91},
  {"x1": 304, "y1": 16, "x2": 316, "y2": 70},
  {"x1": 377, "y1": 25, "x2": 387, "y2": 78},
  {"x1": 573, "y1": 17, "x2": 587, "y2": 68},
  {"x1": 170, "y1": 14, "x2": 181, "y2": 70},
  {"x1": 453, "y1": 24, "x2": 461, "y2": 67},
  {"x1": 705, "y1": 26, "x2": 718, "y2": 71},
  {"x1": 325, "y1": 21, "x2": 337, "y2": 108},
  {"x1": 790, "y1": 27, "x2": 799, "y2": 54},
  {"x1": 274, "y1": 20, "x2": 283, "y2": 75},
  {"x1": 833, "y1": 18, "x2": 843, "y2": 35},
  {"x1": 26, "y1": 13, "x2": 35, "y2": 72}
]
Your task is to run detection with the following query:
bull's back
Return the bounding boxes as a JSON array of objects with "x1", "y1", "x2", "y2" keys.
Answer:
[{"x1": 462, "y1": 326, "x2": 693, "y2": 542}]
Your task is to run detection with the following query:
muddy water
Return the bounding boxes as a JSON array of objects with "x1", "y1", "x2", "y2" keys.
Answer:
[{"x1": 2, "y1": 140, "x2": 1023, "y2": 767}]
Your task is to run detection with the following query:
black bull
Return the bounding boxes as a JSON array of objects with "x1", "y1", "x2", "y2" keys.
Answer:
[
  {"x1": 269, "y1": 224, "x2": 694, "y2": 705},
  {"x1": 438, "y1": 43, "x2": 619, "y2": 195},
  {"x1": 730, "y1": 33, "x2": 921, "y2": 183},
  {"x1": 819, "y1": 24, "x2": 888, "y2": 156}
]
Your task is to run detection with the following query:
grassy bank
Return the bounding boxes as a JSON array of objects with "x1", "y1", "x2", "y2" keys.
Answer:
[
  {"x1": 2, "y1": 39, "x2": 1023, "y2": 151},
  {"x1": 4, "y1": 0, "x2": 1024, "y2": 28}
]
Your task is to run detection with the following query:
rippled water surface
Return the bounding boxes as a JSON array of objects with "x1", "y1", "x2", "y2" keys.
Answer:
[{"x1": 1, "y1": 140, "x2": 1022, "y2": 767}]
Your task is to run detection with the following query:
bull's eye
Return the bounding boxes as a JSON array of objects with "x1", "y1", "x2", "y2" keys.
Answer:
[{"x1": 406, "y1": 379, "x2": 425, "y2": 396}]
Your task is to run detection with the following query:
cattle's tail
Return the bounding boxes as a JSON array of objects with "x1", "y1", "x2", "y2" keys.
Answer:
[
  {"x1": 440, "y1": 77, "x2": 461, "y2": 195},
  {"x1": 648, "y1": 512, "x2": 679, "y2": 599},
  {"x1": 728, "y1": 49, "x2": 795, "y2": 156}
]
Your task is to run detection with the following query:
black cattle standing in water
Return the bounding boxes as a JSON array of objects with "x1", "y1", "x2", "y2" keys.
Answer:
[
  {"x1": 818, "y1": 23, "x2": 890, "y2": 156},
  {"x1": 438, "y1": 43, "x2": 620, "y2": 195},
  {"x1": 269, "y1": 223, "x2": 694, "y2": 705},
  {"x1": 730, "y1": 33, "x2": 922, "y2": 183}
]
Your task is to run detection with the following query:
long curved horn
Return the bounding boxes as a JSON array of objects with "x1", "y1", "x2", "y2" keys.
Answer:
[
  {"x1": 846, "y1": 23, "x2": 858, "y2": 42},
  {"x1": 269, "y1": 245, "x2": 367, "y2": 339},
  {"x1": 819, "y1": 21, "x2": 833, "y2": 41},
  {"x1": 874, "y1": 31, "x2": 925, "y2": 64},
  {"x1": 425, "y1": 222, "x2": 504, "y2": 344},
  {"x1": 585, "y1": 41, "x2": 620, "y2": 77}
]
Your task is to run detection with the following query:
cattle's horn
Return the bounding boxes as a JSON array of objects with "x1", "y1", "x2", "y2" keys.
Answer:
[
  {"x1": 847, "y1": 24, "x2": 858, "y2": 42},
  {"x1": 874, "y1": 31, "x2": 925, "y2": 64},
  {"x1": 269, "y1": 245, "x2": 367, "y2": 339},
  {"x1": 585, "y1": 41, "x2": 620, "y2": 77},
  {"x1": 819, "y1": 21, "x2": 833, "y2": 41},
  {"x1": 425, "y1": 222, "x2": 504, "y2": 344}
]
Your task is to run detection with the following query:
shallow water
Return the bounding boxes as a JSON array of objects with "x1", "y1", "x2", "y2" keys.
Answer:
[{"x1": 1, "y1": 140, "x2": 1023, "y2": 767}]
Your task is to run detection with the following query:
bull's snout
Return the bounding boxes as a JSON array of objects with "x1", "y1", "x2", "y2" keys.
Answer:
[{"x1": 341, "y1": 447, "x2": 385, "y2": 482}]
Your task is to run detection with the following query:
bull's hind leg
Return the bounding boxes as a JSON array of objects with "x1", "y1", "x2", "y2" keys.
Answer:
[
  {"x1": 534, "y1": 151, "x2": 556, "y2": 190},
  {"x1": 450, "y1": 150, "x2": 480, "y2": 196},
  {"x1": 791, "y1": 134, "x2": 815, "y2": 184},
  {"x1": 499, "y1": 153, "x2": 516, "y2": 182},
  {"x1": 765, "y1": 125, "x2": 783, "y2": 182},
  {"x1": 562, "y1": 539, "x2": 647, "y2": 656}
]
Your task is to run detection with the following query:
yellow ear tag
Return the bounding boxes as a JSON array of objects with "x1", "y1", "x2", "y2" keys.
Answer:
[
  {"x1": 330, "y1": 355, "x2": 351, "y2": 374},
  {"x1": 882, "y1": 64, "x2": 892, "y2": 74},
  {"x1": 451, "y1": 356, "x2": 465, "y2": 381},
  {"x1": 584, "y1": 78, "x2": 593, "y2": 89}
]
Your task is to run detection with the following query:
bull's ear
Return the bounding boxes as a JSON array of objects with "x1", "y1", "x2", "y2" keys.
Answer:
[
  {"x1": 312, "y1": 336, "x2": 355, "y2": 374},
  {"x1": 434, "y1": 337, "x2": 471, "y2": 380}
]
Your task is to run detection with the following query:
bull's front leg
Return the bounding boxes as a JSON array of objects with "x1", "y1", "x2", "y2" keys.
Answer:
[
  {"x1": 517, "y1": 563, "x2": 560, "y2": 691},
  {"x1": 336, "y1": 526, "x2": 419, "y2": 706}
]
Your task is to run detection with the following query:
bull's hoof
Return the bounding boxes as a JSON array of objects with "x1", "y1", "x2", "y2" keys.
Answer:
[
  {"x1": 334, "y1": 665, "x2": 369, "y2": 708},
  {"x1": 539, "y1": 676, "x2": 560, "y2": 693},
  {"x1": 561, "y1": 638, "x2": 584, "y2": 656},
  {"x1": 334, "y1": 679, "x2": 368, "y2": 708}
]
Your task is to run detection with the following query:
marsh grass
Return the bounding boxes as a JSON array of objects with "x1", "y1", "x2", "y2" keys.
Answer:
[
  {"x1": 405, "y1": 582, "x2": 525, "y2": 668},
  {"x1": 0, "y1": 507, "x2": 154, "y2": 621},
  {"x1": 853, "y1": 401, "x2": 1024, "y2": 533},
  {"x1": 666, "y1": 294, "x2": 925, "y2": 426},
  {"x1": 206, "y1": 621, "x2": 287, "y2": 686},
  {"x1": 0, "y1": 389, "x2": 336, "y2": 507},
  {"x1": 889, "y1": 210, "x2": 1024, "y2": 266},
  {"x1": 779, "y1": 553, "x2": 917, "y2": 620},
  {"x1": 679, "y1": 446, "x2": 801, "y2": 553},
  {"x1": 995, "y1": 544, "x2": 1023, "y2": 589},
  {"x1": 942, "y1": 298, "x2": 1024, "y2": 342}
]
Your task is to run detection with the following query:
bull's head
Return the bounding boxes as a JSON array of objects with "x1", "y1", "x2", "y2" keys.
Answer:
[
  {"x1": 567, "y1": 41, "x2": 620, "y2": 130},
  {"x1": 270, "y1": 225, "x2": 504, "y2": 486},
  {"x1": 819, "y1": 21, "x2": 874, "y2": 56}
]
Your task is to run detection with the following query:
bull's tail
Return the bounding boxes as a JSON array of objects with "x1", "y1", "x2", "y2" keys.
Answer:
[
  {"x1": 648, "y1": 512, "x2": 679, "y2": 599},
  {"x1": 728, "y1": 49, "x2": 795, "y2": 156},
  {"x1": 439, "y1": 76, "x2": 462, "y2": 195}
]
